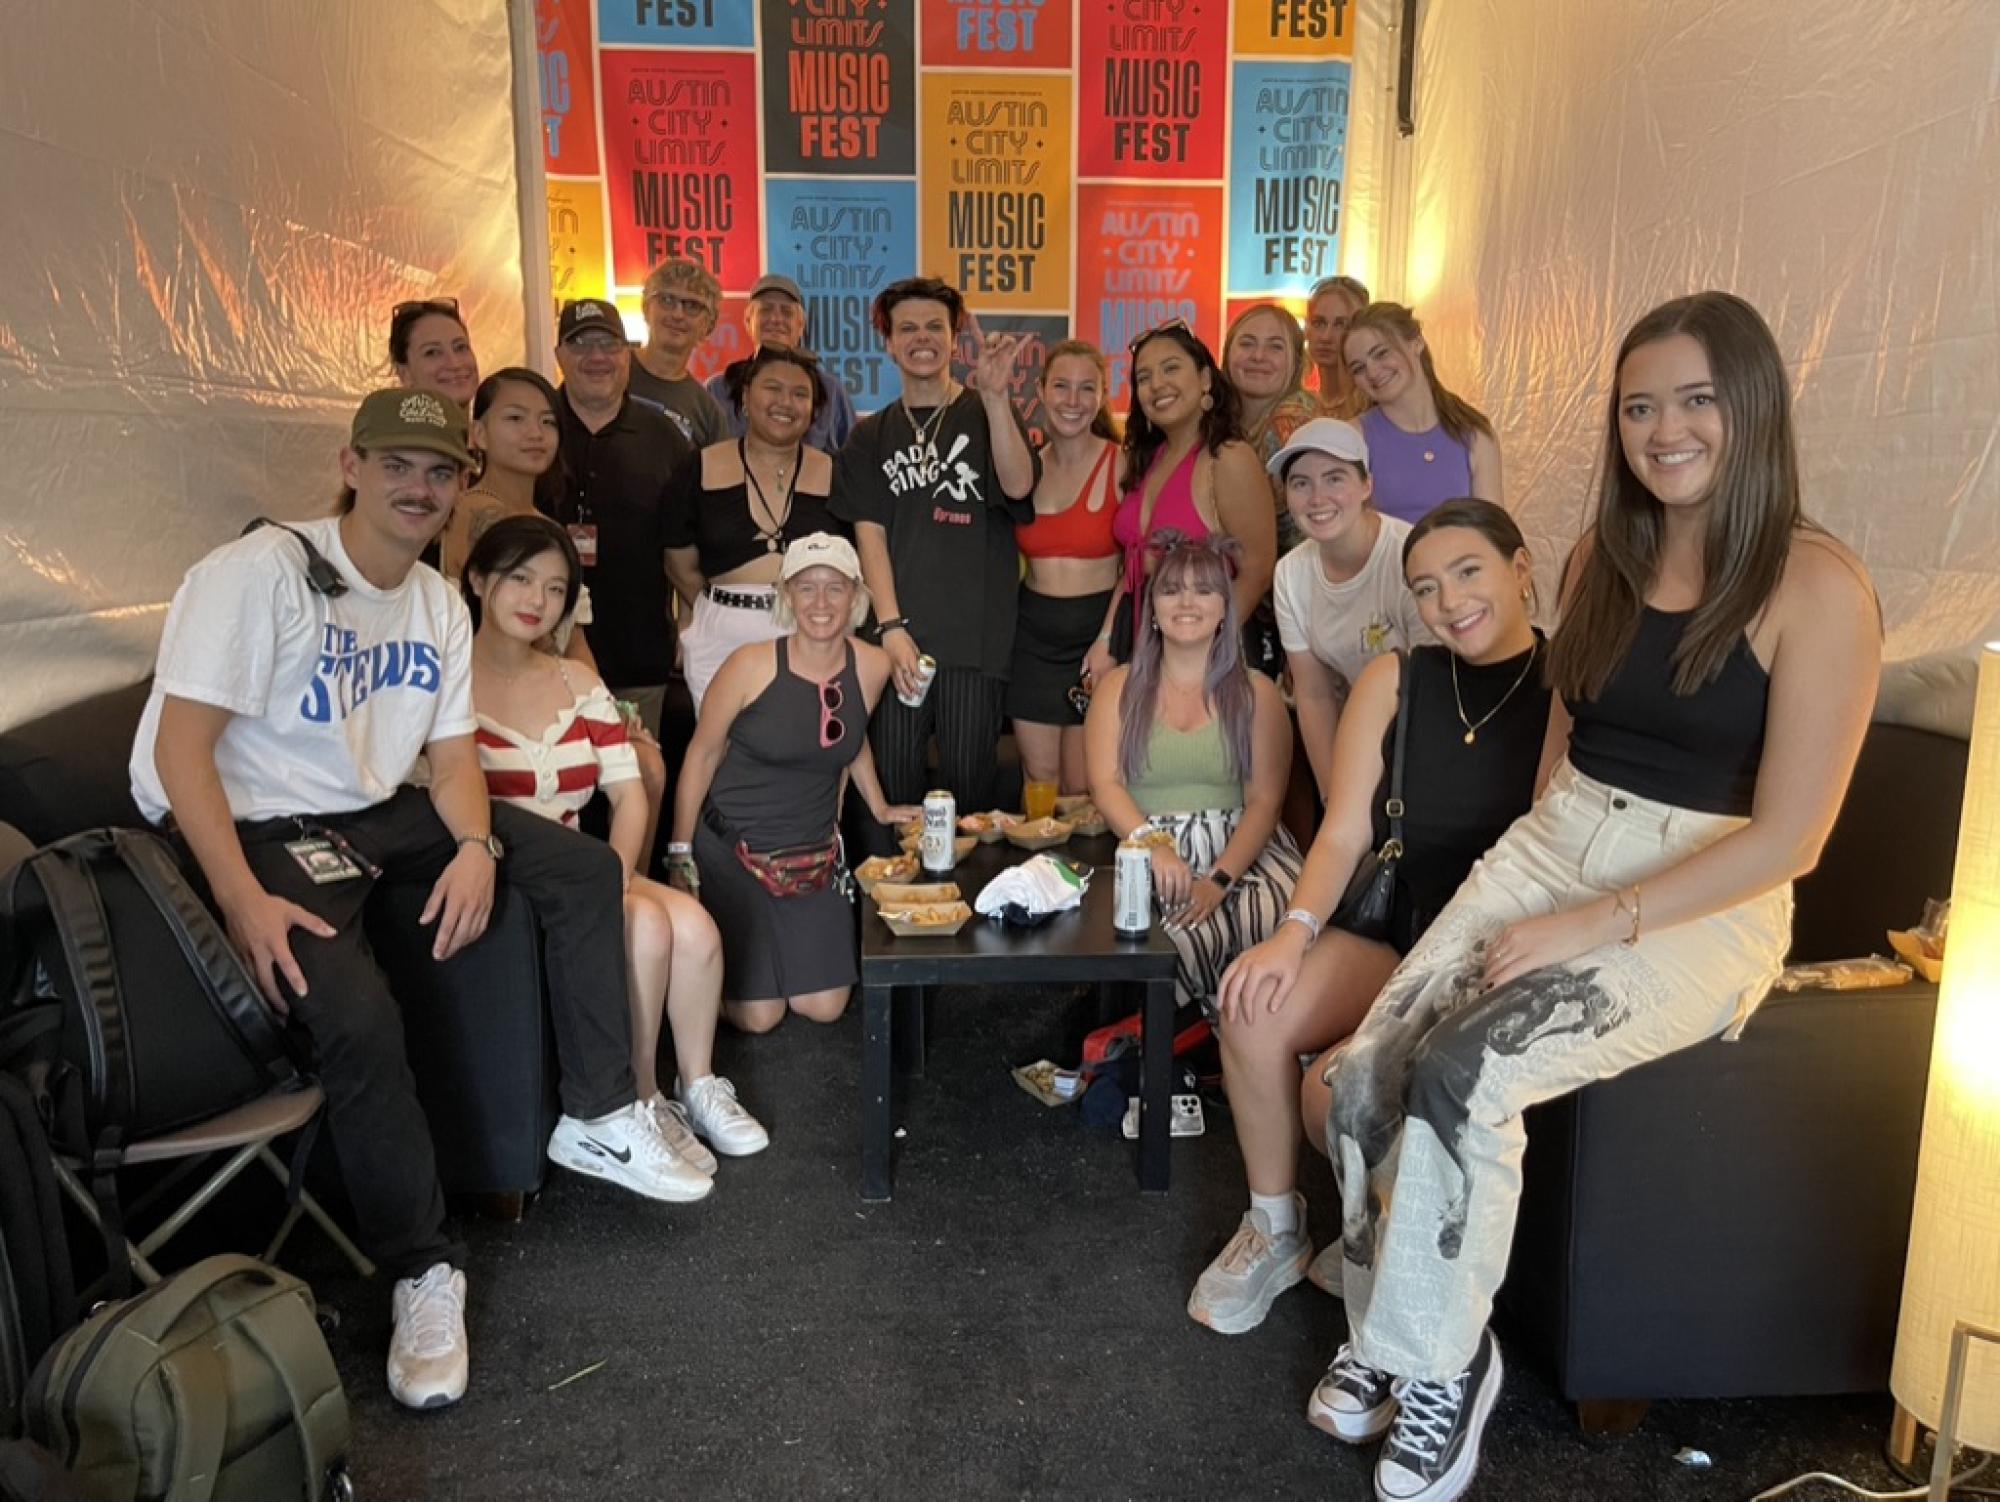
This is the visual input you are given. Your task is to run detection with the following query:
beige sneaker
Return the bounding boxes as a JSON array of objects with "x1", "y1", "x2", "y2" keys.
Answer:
[{"x1": 1186, "y1": 1195, "x2": 1311, "y2": 1335}]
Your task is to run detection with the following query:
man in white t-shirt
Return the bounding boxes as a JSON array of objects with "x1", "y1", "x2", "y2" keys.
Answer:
[
  {"x1": 1268, "y1": 418, "x2": 1432, "y2": 799},
  {"x1": 130, "y1": 388, "x2": 705, "y2": 1412}
]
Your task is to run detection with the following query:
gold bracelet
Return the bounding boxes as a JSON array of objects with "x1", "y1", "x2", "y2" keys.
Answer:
[{"x1": 1613, "y1": 885, "x2": 1641, "y2": 947}]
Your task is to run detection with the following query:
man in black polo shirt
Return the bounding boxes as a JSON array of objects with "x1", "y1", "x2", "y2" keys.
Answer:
[
  {"x1": 551, "y1": 298, "x2": 694, "y2": 740},
  {"x1": 831, "y1": 277, "x2": 1038, "y2": 811}
]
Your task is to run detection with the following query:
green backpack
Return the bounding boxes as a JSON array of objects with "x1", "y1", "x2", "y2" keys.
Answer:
[{"x1": 24, "y1": 1255, "x2": 352, "y2": 1501}]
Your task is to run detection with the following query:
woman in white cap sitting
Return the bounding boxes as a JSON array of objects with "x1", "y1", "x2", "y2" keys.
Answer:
[
  {"x1": 669, "y1": 534, "x2": 919, "y2": 1031},
  {"x1": 1269, "y1": 418, "x2": 1431, "y2": 801}
]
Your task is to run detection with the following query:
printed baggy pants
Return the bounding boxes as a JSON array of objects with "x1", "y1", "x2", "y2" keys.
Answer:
[{"x1": 1328, "y1": 761, "x2": 1792, "y2": 1380}]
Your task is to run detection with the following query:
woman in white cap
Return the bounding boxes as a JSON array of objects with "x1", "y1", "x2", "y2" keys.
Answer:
[
  {"x1": 1269, "y1": 418, "x2": 1431, "y2": 801},
  {"x1": 670, "y1": 533, "x2": 919, "y2": 1032},
  {"x1": 665, "y1": 346, "x2": 846, "y2": 712}
]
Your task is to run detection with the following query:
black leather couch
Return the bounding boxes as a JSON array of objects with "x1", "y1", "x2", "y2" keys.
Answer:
[
  {"x1": 0, "y1": 680, "x2": 560, "y2": 1201},
  {"x1": 1500, "y1": 720, "x2": 1964, "y2": 1421}
]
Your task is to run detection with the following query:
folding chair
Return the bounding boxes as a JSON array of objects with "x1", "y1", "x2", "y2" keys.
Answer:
[{"x1": 50, "y1": 1084, "x2": 375, "y2": 1291}]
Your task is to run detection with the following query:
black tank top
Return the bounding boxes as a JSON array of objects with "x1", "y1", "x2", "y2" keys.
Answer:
[
  {"x1": 706, "y1": 639, "x2": 865, "y2": 847},
  {"x1": 1364, "y1": 641, "x2": 1549, "y2": 954},
  {"x1": 1565, "y1": 607, "x2": 1768, "y2": 816}
]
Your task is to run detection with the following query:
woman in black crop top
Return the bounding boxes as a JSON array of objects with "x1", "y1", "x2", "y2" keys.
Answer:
[
  {"x1": 1189, "y1": 501, "x2": 1547, "y2": 1340},
  {"x1": 1306, "y1": 294, "x2": 1880, "y2": 1502},
  {"x1": 664, "y1": 346, "x2": 847, "y2": 711}
]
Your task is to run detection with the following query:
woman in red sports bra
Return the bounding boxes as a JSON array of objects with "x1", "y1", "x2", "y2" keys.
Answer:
[
  {"x1": 1010, "y1": 340, "x2": 1123, "y2": 793},
  {"x1": 1091, "y1": 323, "x2": 1277, "y2": 678}
]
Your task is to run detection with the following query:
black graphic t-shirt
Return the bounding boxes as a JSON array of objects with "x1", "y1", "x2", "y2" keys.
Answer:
[{"x1": 831, "y1": 389, "x2": 1038, "y2": 676}]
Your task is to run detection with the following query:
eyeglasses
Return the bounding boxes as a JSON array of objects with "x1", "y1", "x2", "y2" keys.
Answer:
[
  {"x1": 1127, "y1": 317, "x2": 1191, "y2": 353},
  {"x1": 393, "y1": 296, "x2": 461, "y2": 321},
  {"x1": 566, "y1": 334, "x2": 627, "y2": 354},
  {"x1": 649, "y1": 292, "x2": 713, "y2": 319},
  {"x1": 817, "y1": 678, "x2": 846, "y2": 750}
]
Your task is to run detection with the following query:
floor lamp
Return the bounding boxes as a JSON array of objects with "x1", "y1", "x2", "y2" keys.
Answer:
[{"x1": 1890, "y1": 643, "x2": 2000, "y2": 1493}]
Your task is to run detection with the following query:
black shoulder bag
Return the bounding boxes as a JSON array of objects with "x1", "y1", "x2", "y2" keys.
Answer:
[{"x1": 1329, "y1": 651, "x2": 1409, "y2": 945}]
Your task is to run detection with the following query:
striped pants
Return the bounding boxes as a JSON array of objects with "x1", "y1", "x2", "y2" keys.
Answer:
[
  {"x1": 870, "y1": 664, "x2": 1008, "y2": 810},
  {"x1": 1152, "y1": 808, "x2": 1305, "y2": 1014},
  {"x1": 1327, "y1": 761, "x2": 1792, "y2": 1379}
]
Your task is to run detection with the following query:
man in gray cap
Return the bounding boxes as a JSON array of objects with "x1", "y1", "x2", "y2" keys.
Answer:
[
  {"x1": 131, "y1": 386, "x2": 704, "y2": 1416},
  {"x1": 704, "y1": 273, "x2": 859, "y2": 452}
]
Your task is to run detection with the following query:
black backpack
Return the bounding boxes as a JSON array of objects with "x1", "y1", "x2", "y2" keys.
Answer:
[
  {"x1": 0, "y1": 828, "x2": 303, "y2": 1291},
  {"x1": 0, "y1": 1071, "x2": 75, "y2": 1438}
]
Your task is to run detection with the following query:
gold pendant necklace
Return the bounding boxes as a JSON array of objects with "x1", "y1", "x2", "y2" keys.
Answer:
[{"x1": 1450, "y1": 640, "x2": 1539, "y2": 746}]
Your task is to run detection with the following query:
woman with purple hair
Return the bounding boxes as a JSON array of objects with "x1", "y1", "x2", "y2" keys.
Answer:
[{"x1": 1083, "y1": 533, "x2": 1304, "y2": 1015}]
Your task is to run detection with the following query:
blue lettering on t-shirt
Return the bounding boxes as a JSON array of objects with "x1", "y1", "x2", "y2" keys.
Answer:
[{"x1": 299, "y1": 623, "x2": 444, "y2": 723}]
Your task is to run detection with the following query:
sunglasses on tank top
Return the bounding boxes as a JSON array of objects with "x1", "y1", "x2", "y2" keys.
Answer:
[{"x1": 817, "y1": 677, "x2": 846, "y2": 750}]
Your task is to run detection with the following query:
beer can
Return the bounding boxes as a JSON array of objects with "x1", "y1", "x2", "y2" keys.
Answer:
[
  {"x1": 1113, "y1": 837, "x2": 1153, "y2": 937},
  {"x1": 921, "y1": 789, "x2": 958, "y2": 873},
  {"x1": 897, "y1": 654, "x2": 939, "y2": 709}
]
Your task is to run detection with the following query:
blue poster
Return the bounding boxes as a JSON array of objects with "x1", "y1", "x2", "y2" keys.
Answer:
[
  {"x1": 763, "y1": 179, "x2": 920, "y2": 410},
  {"x1": 596, "y1": 0, "x2": 755, "y2": 48},
  {"x1": 1226, "y1": 59, "x2": 1351, "y2": 296}
]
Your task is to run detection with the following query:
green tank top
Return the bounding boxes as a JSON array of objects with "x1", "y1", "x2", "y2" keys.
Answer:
[{"x1": 1127, "y1": 717, "x2": 1243, "y2": 816}]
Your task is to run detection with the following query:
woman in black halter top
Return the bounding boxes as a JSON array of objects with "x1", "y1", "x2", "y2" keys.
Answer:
[{"x1": 1308, "y1": 293, "x2": 1882, "y2": 1502}]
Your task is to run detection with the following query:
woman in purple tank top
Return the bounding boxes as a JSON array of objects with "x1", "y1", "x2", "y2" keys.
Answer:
[
  {"x1": 1344, "y1": 302, "x2": 1504, "y2": 525},
  {"x1": 1082, "y1": 323, "x2": 1277, "y2": 685}
]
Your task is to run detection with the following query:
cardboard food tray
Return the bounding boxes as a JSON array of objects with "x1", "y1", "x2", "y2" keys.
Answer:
[{"x1": 880, "y1": 901, "x2": 974, "y2": 937}]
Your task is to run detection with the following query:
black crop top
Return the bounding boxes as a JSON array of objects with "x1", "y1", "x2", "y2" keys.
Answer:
[
  {"x1": 662, "y1": 443, "x2": 846, "y2": 578},
  {"x1": 1565, "y1": 607, "x2": 1769, "y2": 816},
  {"x1": 1362, "y1": 641, "x2": 1550, "y2": 955}
]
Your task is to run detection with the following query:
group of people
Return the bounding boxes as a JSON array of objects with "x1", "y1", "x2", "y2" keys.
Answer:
[{"x1": 126, "y1": 252, "x2": 1881, "y2": 1502}]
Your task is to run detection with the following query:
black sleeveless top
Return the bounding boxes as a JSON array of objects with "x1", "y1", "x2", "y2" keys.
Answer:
[
  {"x1": 1565, "y1": 607, "x2": 1769, "y2": 816},
  {"x1": 705, "y1": 639, "x2": 865, "y2": 847},
  {"x1": 1362, "y1": 641, "x2": 1550, "y2": 954}
]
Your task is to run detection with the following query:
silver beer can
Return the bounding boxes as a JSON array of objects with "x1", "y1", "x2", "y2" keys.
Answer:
[
  {"x1": 1114, "y1": 837, "x2": 1153, "y2": 937},
  {"x1": 897, "y1": 654, "x2": 939, "y2": 709},
  {"x1": 921, "y1": 788, "x2": 957, "y2": 873}
]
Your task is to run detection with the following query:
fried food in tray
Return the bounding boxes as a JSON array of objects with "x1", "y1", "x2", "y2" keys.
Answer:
[
  {"x1": 878, "y1": 901, "x2": 974, "y2": 937},
  {"x1": 872, "y1": 881, "x2": 962, "y2": 907},
  {"x1": 855, "y1": 853, "x2": 919, "y2": 892},
  {"x1": 1003, "y1": 816, "x2": 1074, "y2": 850}
]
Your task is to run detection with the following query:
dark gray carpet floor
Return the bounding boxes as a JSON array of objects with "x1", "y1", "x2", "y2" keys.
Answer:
[{"x1": 285, "y1": 985, "x2": 1914, "y2": 1500}]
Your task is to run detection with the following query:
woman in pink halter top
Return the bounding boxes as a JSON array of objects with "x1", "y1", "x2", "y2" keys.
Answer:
[{"x1": 1086, "y1": 323, "x2": 1277, "y2": 679}]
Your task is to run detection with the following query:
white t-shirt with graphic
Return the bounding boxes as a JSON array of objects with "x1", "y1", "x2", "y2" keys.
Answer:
[
  {"x1": 130, "y1": 517, "x2": 475, "y2": 823},
  {"x1": 1273, "y1": 513, "x2": 1431, "y2": 695}
]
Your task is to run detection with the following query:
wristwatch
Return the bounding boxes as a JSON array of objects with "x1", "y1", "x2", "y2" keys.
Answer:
[
  {"x1": 1205, "y1": 867, "x2": 1236, "y2": 892},
  {"x1": 458, "y1": 832, "x2": 504, "y2": 861}
]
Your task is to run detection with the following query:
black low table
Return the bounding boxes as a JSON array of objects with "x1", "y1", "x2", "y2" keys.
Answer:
[{"x1": 858, "y1": 834, "x2": 1180, "y2": 1200}]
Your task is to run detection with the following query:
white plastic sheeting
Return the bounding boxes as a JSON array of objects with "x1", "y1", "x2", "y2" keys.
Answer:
[
  {"x1": 1383, "y1": 0, "x2": 1999, "y2": 659},
  {"x1": 0, "y1": 0, "x2": 529, "y2": 731}
]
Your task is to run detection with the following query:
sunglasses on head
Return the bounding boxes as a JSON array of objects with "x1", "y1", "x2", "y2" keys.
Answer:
[
  {"x1": 1127, "y1": 317, "x2": 1191, "y2": 353},
  {"x1": 394, "y1": 296, "x2": 461, "y2": 321}
]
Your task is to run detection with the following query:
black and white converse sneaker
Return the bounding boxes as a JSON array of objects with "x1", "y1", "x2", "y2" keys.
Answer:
[
  {"x1": 1307, "y1": 1341, "x2": 1397, "y2": 1442},
  {"x1": 1373, "y1": 1330, "x2": 1503, "y2": 1502}
]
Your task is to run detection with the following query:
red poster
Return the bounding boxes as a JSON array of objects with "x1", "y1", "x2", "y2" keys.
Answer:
[
  {"x1": 920, "y1": 0, "x2": 1071, "y2": 68},
  {"x1": 1077, "y1": 8, "x2": 1229, "y2": 180},
  {"x1": 1075, "y1": 184, "x2": 1225, "y2": 402},
  {"x1": 536, "y1": 0, "x2": 599, "y2": 175},
  {"x1": 600, "y1": 50, "x2": 761, "y2": 290}
]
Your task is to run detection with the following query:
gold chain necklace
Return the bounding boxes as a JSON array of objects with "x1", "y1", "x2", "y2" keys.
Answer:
[{"x1": 1449, "y1": 639, "x2": 1539, "y2": 746}]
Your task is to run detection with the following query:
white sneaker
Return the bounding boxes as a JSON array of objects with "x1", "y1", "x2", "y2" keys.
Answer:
[
  {"x1": 677, "y1": 1074, "x2": 770, "y2": 1157},
  {"x1": 1186, "y1": 1198, "x2": 1311, "y2": 1334},
  {"x1": 387, "y1": 1263, "x2": 468, "y2": 1410},
  {"x1": 649, "y1": 1093, "x2": 718, "y2": 1176},
  {"x1": 547, "y1": 1101, "x2": 713, "y2": 1202}
]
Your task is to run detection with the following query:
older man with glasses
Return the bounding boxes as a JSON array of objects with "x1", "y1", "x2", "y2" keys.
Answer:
[
  {"x1": 705, "y1": 274, "x2": 859, "y2": 452},
  {"x1": 629, "y1": 259, "x2": 729, "y2": 449}
]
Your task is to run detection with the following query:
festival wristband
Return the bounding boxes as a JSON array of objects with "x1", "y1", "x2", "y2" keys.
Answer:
[{"x1": 1280, "y1": 908, "x2": 1323, "y2": 943}]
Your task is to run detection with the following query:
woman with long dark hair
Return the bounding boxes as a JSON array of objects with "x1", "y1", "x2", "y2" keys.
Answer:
[
  {"x1": 1344, "y1": 303, "x2": 1502, "y2": 525},
  {"x1": 1084, "y1": 534, "x2": 1302, "y2": 1014},
  {"x1": 1190, "y1": 500, "x2": 1546, "y2": 1339},
  {"x1": 1010, "y1": 339, "x2": 1123, "y2": 794},
  {"x1": 437, "y1": 369, "x2": 569, "y2": 586},
  {"x1": 465, "y1": 515, "x2": 768, "y2": 1184},
  {"x1": 1309, "y1": 293, "x2": 1879, "y2": 1502},
  {"x1": 664, "y1": 345, "x2": 843, "y2": 711},
  {"x1": 390, "y1": 297, "x2": 479, "y2": 411},
  {"x1": 1096, "y1": 325, "x2": 1277, "y2": 677}
]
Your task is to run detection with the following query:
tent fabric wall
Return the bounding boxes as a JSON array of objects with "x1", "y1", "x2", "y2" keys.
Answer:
[
  {"x1": 1388, "y1": 0, "x2": 1999, "y2": 659},
  {"x1": 0, "y1": 0, "x2": 529, "y2": 731}
]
